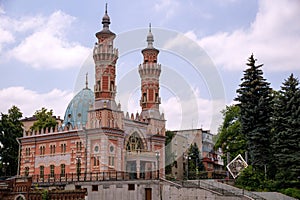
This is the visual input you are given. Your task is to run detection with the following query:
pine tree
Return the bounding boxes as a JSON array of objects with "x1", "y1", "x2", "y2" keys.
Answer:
[
  {"x1": 0, "y1": 106, "x2": 23, "y2": 176},
  {"x1": 272, "y1": 74, "x2": 300, "y2": 180},
  {"x1": 187, "y1": 143, "x2": 204, "y2": 179},
  {"x1": 235, "y1": 54, "x2": 273, "y2": 170}
]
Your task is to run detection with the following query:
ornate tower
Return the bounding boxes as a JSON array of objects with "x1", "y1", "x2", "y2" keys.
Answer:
[
  {"x1": 139, "y1": 25, "x2": 162, "y2": 117},
  {"x1": 93, "y1": 4, "x2": 118, "y2": 102},
  {"x1": 89, "y1": 4, "x2": 122, "y2": 130}
]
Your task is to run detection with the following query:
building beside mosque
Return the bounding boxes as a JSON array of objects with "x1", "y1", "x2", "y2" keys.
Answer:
[{"x1": 18, "y1": 6, "x2": 166, "y2": 180}]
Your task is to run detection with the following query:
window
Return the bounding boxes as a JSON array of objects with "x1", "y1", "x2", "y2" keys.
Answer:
[
  {"x1": 76, "y1": 159, "x2": 81, "y2": 176},
  {"x1": 110, "y1": 145, "x2": 114, "y2": 152},
  {"x1": 25, "y1": 167, "x2": 29, "y2": 176},
  {"x1": 126, "y1": 132, "x2": 144, "y2": 152},
  {"x1": 25, "y1": 147, "x2": 30, "y2": 156},
  {"x1": 128, "y1": 184, "x2": 135, "y2": 190},
  {"x1": 93, "y1": 157, "x2": 100, "y2": 166},
  {"x1": 50, "y1": 145, "x2": 56, "y2": 155},
  {"x1": 76, "y1": 141, "x2": 82, "y2": 151},
  {"x1": 109, "y1": 156, "x2": 114, "y2": 167},
  {"x1": 92, "y1": 185, "x2": 98, "y2": 191},
  {"x1": 40, "y1": 166, "x2": 44, "y2": 179},
  {"x1": 94, "y1": 145, "x2": 99, "y2": 153},
  {"x1": 50, "y1": 165, "x2": 55, "y2": 178},
  {"x1": 60, "y1": 164, "x2": 65, "y2": 177},
  {"x1": 39, "y1": 146, "x2": 45, "y2": 155},
  {"x1": 61, "y1": 143, "x2": 66, "y2": 154}
]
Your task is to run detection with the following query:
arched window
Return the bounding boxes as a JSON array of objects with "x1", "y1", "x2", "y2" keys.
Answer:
[
  {"x1": 25, "y1": 167, "x2": 29, "y2": 176},
  {"x1": 50, "y1": 165, "x2": 55, "y2": 178},
  {"x1": 40, "y1": 166, "x2": 44, "y2": 179},
  {"x1": 60, "y1": 164, "x2": 65, "y2": 177},
  {"x1": 126, "y1": 132, "x2": 144, "y2": 152}
]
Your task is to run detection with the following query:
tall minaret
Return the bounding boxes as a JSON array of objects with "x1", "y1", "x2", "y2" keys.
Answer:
[
  {"x1": 93, "y1": 4, "x2": 118, "y2": 103},
  {"x1": 139, "y1": 24, "x2": 162, "y2": 118},
  {"x1": 90, "y1": 4, "x2": 122, "y2": 130}
]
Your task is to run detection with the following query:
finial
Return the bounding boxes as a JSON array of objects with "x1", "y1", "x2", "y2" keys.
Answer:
[
  {"x1": 147, "y1": 23, "x2": 154, "y2": 48},
  {"x1": 85, "y1": 72, "x2": 88, "y2": 89},
  {"x1": 102, "y1": 3, "x2": 110, "y2": 29}
]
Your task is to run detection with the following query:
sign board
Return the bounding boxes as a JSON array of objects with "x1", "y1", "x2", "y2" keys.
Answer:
[{"x1": 226, "y1": 154, "x2": 248, "y2": 179}]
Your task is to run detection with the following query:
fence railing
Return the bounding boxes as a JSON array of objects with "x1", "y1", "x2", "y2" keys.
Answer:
[{"x1": 31, "y1": 171, "x2": 158, "y2": 184}]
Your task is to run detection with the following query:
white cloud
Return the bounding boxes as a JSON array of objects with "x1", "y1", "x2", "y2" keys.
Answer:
[
  {"x1": 194, "y1": 0, "x2": 300, "y2": 71},
  {"x1": 0, "y1": 9, "x2": 90, "y2": 69},
  {"x1": 0, "y1": 87, "x2": 73, "y2": 119},
  {"x1": 154, "y1": 0, "x2": 179, "y2": 22}
]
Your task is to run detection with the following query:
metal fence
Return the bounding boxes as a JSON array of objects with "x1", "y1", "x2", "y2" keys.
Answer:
[{"x1": 31, "y1": 171, "x2": 158, "y2": 184}]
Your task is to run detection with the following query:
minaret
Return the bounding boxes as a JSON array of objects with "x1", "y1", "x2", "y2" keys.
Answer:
[
  {"x1": 89, "y1": 4, "x2": 122, "y2": 130},
  {"x1": 139, "y1": 24, "x2": 162, "y2": 118},
  {"x1": 93, "y1": 3, "x2": 118, "y2": 103}
]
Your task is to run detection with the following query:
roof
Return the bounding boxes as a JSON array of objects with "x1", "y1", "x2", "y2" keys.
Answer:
[{"x1": 63, "y1": 88, "x2": 94, "y2": 128}]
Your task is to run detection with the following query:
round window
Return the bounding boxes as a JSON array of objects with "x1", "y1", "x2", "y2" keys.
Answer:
[
  {"x1": 110, "y1": 146, "x2": 114, "y2": 152},
  {"x1": 94, "y1": 146, "x2": 99, "y2": 153}
]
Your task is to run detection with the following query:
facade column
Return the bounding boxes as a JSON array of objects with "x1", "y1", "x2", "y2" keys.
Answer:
[{"x1": 136, "y1": 157, "x2": 140, "y2": 179}]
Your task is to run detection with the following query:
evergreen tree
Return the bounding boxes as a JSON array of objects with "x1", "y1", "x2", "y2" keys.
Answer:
[
  {"x1": 31, "y1": 107, "x2": 58, "y2": 132},
  {"x1": 187, "y1": 143, "x2": 204, "y2": 179},
  {"x1": 215, "y1": 105, "x2": 246, "y2": 164},
  {"x1": 235, "y1": 54, "x2": 273, "y2": 170},
  {"x1": 0, "y1": 106, "x2": 23, "y2": 176},
  {"x1": 272, "y1": 74, "x2": 300, "y2": 180}
]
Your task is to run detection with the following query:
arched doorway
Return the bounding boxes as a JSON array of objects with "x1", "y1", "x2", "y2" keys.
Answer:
[{"x1": 126, "y1": 132, "x2": 149, "y2": 179}]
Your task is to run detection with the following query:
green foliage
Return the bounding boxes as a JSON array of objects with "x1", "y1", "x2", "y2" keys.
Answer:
[
  {"x1": 280, "y1": 188, "x2": 300, "y2": 199},
  {"x1": 235, "y1": 165, "x2": 265, "y2": 191},
  {"x1": 30, "y1": 107, "x2": 58, "y2": 131},
  {"x1": 215, "y1": 105, "x2": 246, "y2": 164},
  {"x1": 187, "y1": 143, "x2": 204, "y2": 179},
  {"x1": 0, "y1": 105, "x2": 23, "y2": 176},
  {"x1": 41, "y1": 189, "x2": 49, "y2": 200},
  {"x1": 165, "y1": 130, "x2": 175, "y2": 175},
  {"x1": 165, "y1": 130, "x2": 175, "y2": 145},
  {"x1": 235, "y1": 54, "x2": 273, "y2": 169},
  {"x1": 272, "y1": 73, "x2": 300, "y2": 181}
]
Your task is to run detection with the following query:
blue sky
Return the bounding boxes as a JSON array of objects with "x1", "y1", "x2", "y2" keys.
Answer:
[{"x1": 0, "y1": 0, "x2": 299, "y2": 133}]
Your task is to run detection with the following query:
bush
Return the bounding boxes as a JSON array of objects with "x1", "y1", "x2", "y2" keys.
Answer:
[
  {"x1": 235, "y1": 165, "x2": 265, "y2": 191},
  {"x1": 280, "y1": 188, "x2": 300, "y2": 199}
]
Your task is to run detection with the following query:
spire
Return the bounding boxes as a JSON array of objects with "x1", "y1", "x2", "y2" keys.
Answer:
[
  {"x1": 85, "y1": 72, "x2": 88, "y2": 89},
  {"x1": 102, "y1": 3, "x2": 110, "y2": 30},
  {"x1": 147, "y1": 23, "x2": 154, "y2": 48}
]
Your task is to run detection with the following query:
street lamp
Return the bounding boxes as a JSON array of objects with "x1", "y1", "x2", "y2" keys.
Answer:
[
  {"x1": 155, "y1": 152, "x2": 160, "y2": 179},
  {"x1": 76, "y1": 157, "x2": 81, "y2": 180},
  {"x1": 184, "y1": 154, "x2": 189, "y2": 180},
  {"x1": 2, "y1": 162, "x2": 9, "y2": 176}
]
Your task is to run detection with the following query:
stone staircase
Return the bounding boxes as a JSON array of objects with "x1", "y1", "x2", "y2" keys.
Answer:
[
  {"x1": 169, "y1": 179, "x2": 266, "y2": 200},
  {"x1": 196, "y1": 180, "x2": 265, "y2": 200}
]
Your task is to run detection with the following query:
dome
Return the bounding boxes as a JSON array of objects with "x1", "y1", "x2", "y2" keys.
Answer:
[{"x1": 63, "y1": 88, "x2": 94, "y2": 128}]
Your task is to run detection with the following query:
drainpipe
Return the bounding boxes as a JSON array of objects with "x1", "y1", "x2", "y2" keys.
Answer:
[{"x1": 16, "y1": 138, "x2": 21, "y2": 176}]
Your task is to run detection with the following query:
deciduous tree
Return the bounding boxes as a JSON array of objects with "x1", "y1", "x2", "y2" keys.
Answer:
[{"x1": 0, "y1": 106, "x2": 23, "y2": 176}]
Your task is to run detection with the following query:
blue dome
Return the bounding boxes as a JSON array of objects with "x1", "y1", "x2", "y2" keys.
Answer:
[{"x1": 63, "y1": 88, "x2": 94, "y2": 128}]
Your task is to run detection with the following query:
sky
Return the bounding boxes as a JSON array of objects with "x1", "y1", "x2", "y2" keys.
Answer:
[{"x1": 0, "y1": 0, "x2": 299, "y2": 134}]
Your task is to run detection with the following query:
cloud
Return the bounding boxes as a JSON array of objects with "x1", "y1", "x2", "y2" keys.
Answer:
[
  {"x1": 194, "y1": 0, "x2": 300, "y2": 72},
  {"x1": 161, "y1": 88, "x2": 224, "y2": 134},
  {"x1": 0, "y1": 87, "x2": 73, "y2": 118},
  {"x1": 154, "y1": 0, "x2": 179, "y2": 22},
  {"x1": 1, "y1": 9, "x2": 90, "y2": 69}
]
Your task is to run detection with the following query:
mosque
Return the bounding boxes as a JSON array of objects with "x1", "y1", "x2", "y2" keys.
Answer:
[{"x1": 19, "y1": 6, "x2": 166, "y2": 180}]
